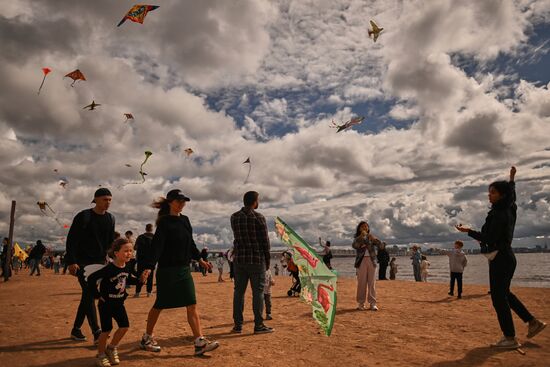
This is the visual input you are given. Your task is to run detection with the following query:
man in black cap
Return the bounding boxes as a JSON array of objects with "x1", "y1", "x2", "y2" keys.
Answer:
[{"x1": 65, "y1": 188, "x2": 115, "y2": 343}]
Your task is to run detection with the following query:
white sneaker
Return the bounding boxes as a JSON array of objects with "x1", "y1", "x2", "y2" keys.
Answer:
[
  {"x1": 194, "y1": 337, "x2": 219, "y2": 356},
  {"x1": 356, "y1": 304, "x2": 367, "y2": 311},
  {"x1": 140, "y1": 334, "x2": 161, "y2": 352},
  {"x1": 490, "y1": 336, "x2": 521, "y2": 349},
  {"x1": 370, "y1": 304, "x2": 379, "y2": 311}
]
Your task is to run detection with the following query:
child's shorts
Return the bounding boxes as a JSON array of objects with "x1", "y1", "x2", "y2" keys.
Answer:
[{"x1": 98, "y1": 300, "x2": 129, "y2": 332}]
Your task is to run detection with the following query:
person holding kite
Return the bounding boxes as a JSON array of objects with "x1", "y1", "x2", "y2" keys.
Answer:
[{"x1": 353, "y1": 221, "x2": 384, "y2": 311}]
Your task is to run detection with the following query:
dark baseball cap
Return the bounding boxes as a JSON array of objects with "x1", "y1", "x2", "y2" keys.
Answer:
[
  {"x1": 166, "y1": 189, "x2": 190, "y2": 202},
  {"x1": 92, "y1": 188, "x2": 112, "y2": 203}
]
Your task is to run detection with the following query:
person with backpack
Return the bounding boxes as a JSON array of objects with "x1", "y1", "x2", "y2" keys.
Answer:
[
  {"x1": 65, "y1": 188, "x2": 115, "y2": 344},
  {"x1": 134, "y1": 224, "x2": 155, "y2": 298}
]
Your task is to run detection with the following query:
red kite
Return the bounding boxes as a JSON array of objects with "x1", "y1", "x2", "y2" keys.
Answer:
[
  {"x1": 117, "y1": 5, "x2": 159, "y2": 27},
  {"x1": 37, "y1": 67, "x2": 52, "y2": 95},
  {"x1": 64, "y1": 69, "x2": 86, "y2": 87}
]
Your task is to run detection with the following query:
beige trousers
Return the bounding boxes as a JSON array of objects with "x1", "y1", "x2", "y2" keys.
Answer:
[{"x1": 356, "y1": 256, "x2": 377, "y2": 306}]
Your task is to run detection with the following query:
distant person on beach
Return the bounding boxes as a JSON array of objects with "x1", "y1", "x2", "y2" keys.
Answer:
[
  {"x1": 319, "y1": 238, "x2": 333, "y2": 270},
  {"x1": 200, "y1": 248, "x2": 209, "y2": 276},
  {"x1": 456, "y1": 166, "x2": 547, "y2": 348},
  {"x1": 420, "y1": 255, "x2": 430, "y2": 282},
  {"x1": 377, "y1": 242, "x2": 390, "y2": 280},
  {"x1": 274, "y1": 263, "x2": 279, "y2": 276},
  {"x1": 389, "y1": 257, "x2": 398, "y2": 280},
  {"x1": 87, "y1": 237, "x2": 140, "y2": 367},
  {"x1": 65, "y1": 188, "x2": 115, "y2": 344},
  {"x1": 410, "y1": 245, "x2": 422, "y2": 282},
  {"x1": 134, "y1": 224, "x2": 155, "y2": 298},
  {"x1": 216, "y1": 252, "x2": 225, "y2": 282},
  {"x1": 139, "y1": 189, "x2": 219, "y2": 355},
  {"x1": 264, "y1": 268, "x2": 275, "y2": 320},
  {"x1": 226, "y1": 246, "x2": 235, "y2": 281},
  {"x1": 29, "y1": 240, "x2": 46, "y2": 276},
  {"x1": 1, "y1": 237, "x2": 11, "y2": 281},
  {"x1": 53, "y1": 254, "x2": 61, "y2": 274},
  {"x1": 447, "y1": 240, "x2": 468, "y2": 299},
  {"x1": 353, "y1": 221, "x2": 383, "y2": 311},
  {"x1": 231, "y1": 191, "x2": 273, "y2": 334}
]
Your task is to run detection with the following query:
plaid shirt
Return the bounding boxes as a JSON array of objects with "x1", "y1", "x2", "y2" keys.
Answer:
[{"x1": 230, "y1": 207, "x2": 270, "y2": 266}]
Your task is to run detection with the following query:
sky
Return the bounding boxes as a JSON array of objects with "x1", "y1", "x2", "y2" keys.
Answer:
[{"x1": 1, "y1": 0, "x2": 550, "y2": 251}]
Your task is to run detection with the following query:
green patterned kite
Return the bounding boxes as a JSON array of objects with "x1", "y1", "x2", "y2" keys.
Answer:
[{"x1": 275, "y1": 217, "x2": 337, "y2": 336}]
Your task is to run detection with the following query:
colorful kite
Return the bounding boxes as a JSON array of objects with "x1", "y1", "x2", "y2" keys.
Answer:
[
  {"x1": 117, "y1": 5, "x2": 159, "y2": 27},
  {"x1": 243, "y1": 157, "x2": 252, "y2": 184},
  {"x1": 184, "y1": 148, "x2": 194, "y2": 157},
  {"x1": 13, "y1": 243, "x2": 28, "y2": 262},
  {"x1": 330, "y1": 116, "x2": 365, "y2": 132},
  {"x1": 275, "y1": 217, "x2": 337, "y2": 336},
  {"x1": 123, "y1": 113, "x2": 134, "y2": 122},
  {"x1": 368, "y1": 20, "x2": 384, "y2": 42},
  {"x1": 37, "y1": 67, "x2": 52, "y2": 95},
  {"x1": 83, "y1": 100, "x2": 101, "y2": 110},
  {"x1": 37, "y1": 201, "x2": 55, "y2": 214},
  {"x1": 121, "y1": 150, "x2": 152, "y2": 187},
  {"x1": 64, "y1": 69, "x2": 86, "y2": 87}
]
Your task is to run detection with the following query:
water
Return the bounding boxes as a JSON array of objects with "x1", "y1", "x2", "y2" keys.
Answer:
[{"x1": 327, "y1": 253, "x2": 550, "y2": 288}]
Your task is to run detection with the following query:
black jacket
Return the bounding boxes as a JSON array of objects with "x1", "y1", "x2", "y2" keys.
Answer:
[
  {"x1": 144, "y1": 215, "x2": 201, "y2": 270},
  {"x1": 468, "y1": 182, "x2": 516, "y2": 252},
  {"x1": 29, "y1": 243, "x2": 46, "y2": 260},
  {"x1": 135, "y1": 232, "x2": 154, "y2": 265},
  {"x1": 377, "y1": 248, "x2": 390, "y2": 265},
  {"x1": 65, "y1": 209, "x2": 115, "y2": 266}
]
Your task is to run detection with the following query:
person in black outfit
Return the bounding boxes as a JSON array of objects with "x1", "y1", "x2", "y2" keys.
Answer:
[
  {"x1": 29, "y1": 240, "x2": 46, "y2": 276},
  {"x1": 1, "y1": 237, "x2": 12, "y2": 281},
  {"x1": 200, "y1": 248, "x2": 209, "y2": 276},
  {"x1": 134, "y1": 224, "x2": 155, "y2": 297},
  {"x1": 65, "y1": 188, "x2": 115, "y2": 343},
  {"x1": 456, "y1": 167, "x2": 546, "y2": 348},
  {"x1": 377, "y1": 242, "x2": 390, "y2": 280}
]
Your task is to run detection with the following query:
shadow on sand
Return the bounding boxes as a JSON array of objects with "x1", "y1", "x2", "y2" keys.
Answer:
[{"x1": 412, "y1": 293, "x2": 489, "y2": 304}]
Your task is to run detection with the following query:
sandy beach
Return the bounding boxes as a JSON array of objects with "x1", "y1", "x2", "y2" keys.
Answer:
[{"x1": 0, "y1": 271, "x2": 549, "y2": 367}]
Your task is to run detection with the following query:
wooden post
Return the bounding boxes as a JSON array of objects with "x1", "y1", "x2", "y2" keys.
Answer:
[{"x1": 4, "y1": 200, "x2": 16, "y2": 280}]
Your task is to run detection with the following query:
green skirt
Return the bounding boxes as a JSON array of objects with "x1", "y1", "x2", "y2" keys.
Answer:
[{"x1": 154, "y1": 266, "x2": 196, "y2": 309}]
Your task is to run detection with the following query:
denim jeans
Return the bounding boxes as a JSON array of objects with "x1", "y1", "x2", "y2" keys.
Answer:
[
  {"x1": 30, "y1": 259, "x2": 41, "y2": 275},
  {"x1": 412, "y1": 263, "x2": 421, "y2": 281},
  {"x1": 233, "y1": 263, "x2": 266, "y2": 328}
]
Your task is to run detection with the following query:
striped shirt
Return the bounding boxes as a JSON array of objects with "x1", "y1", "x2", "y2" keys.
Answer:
[{"x1": 230, "y1": 207, "x2": 270, "y2": 266}]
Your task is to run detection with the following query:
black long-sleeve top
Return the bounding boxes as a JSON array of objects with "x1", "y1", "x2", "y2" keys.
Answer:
[
  {"x1": 135, "y1": 232, "x2": 154, "y2": 265},
  {"x1": 65, "y1": 209, "x2": 115, "y2": 266},
  {"x1": 468, "y1": 181, "x2": 517, "y2": 251},
  {"x1": 87, "y1": 262, "x2": 138, "y2": 302},
  {"x1": 143, "y1": 215, "x2": 201, "y2": 270}
]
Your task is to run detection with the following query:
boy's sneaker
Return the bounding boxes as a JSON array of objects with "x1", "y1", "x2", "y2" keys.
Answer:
[
  {"x1": 254, "y1": 324, "x2": 274, "y2": 334},
  {"x1": 70, "y1": 328, "x2": 87, "y2": 341},
  {"x1": 140, "y1": 334, "x2": 161, "y2": 352},
  {"x1": 527, "y1": 319, "x2": 547, "y2": 338},
  {"x1": 231, "y1": 325, "x2": 242, "y2": 333},
  {"x1": 93, "y1": 329, "x2": 102, "y2": 345},
  {"x1": 105, "y1": 346, "x2": 120, "y2": 365},
  {"x1": 96, "y1": 354, "x2": 112, "y2": 367},
  {"x1": 194, "y1": 337, "x2": 219, "y2": 356},
  {"x1": 490, "y1": 336, "x2": 521, "y2": 349},
  {"x1": 266, "y1": 314, "x2": 273, "y2": 320}
]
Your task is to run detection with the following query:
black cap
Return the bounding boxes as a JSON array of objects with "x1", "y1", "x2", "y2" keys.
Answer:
[
  {"x1": 92, "y1": 188, "x2": 112, "y2": 203},
  {"x1": 166, "y1": 189, "x2": 190, "y2": 202}
]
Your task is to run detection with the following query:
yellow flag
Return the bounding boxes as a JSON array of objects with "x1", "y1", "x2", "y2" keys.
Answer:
[{"x1": 13, "y1": 243, "x2": 28, "y2": 261}]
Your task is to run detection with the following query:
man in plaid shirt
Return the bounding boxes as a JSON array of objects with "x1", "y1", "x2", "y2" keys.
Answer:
[{"x1": 230, "y1": 191, "x2": 273, "y2": 334}]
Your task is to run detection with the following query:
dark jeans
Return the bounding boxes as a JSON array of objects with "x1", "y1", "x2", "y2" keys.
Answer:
[
  {"x1": 378, "y1": 263, "x2": 388, "y2": 280},
  {"x1": 135, "y1": 265, "x2": 154, "y2": 294},
  {"x1": 30, "y1": 258, "x2": 41, "y2": 275},
  {"x1": 450, "y1": 272, "x2": 463, "y2": 295},
  {"x1": 489, "y1": 250, "x2": 533, "y2": 337},
  {"x1": 73, "y1": 267, "x2": 100, "y2": 333},
  {"x1": 264, "y1": 293, "x2": 272, "y2": 315},
  {"x1": 413, "y1": 263, "x2": 421, "y2": 281},
  {"x1": 233, "y1": 263, "x2": 266, "y2": 328},
  {"x1": 229, "y1": 262, "x2": 234, "y2": 279}
]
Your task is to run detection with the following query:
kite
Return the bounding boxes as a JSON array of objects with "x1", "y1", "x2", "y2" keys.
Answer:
[
  {"x1": 53, "y1": 169, "x2": 59, "y2": 173},
  {"x1": 125, "y1": 163, "x2": 132, "y2": 167},
  {"x1": 368, "y1": 20, "x2": 384, "y2": 42},
  {"x1": 184, "y1": 148, "x2": 194, "y2": 157},
  {"x1": 64, "y1": 69, "x2": 86, "y2": 87},
  {"x1": 83, "y1": 100, "x2": 101, "y2": 110},
  {"x1": 59, "y1": 178, "x2": 68, "y2": 189},
  {"x1": 120, "y1": 150, "x2": 152, "y2": 187},
  {"x1": 330, "y1": 116, "x2": 365, "y2": 132},
  {"x1": 243, "y1": 157, "x2": 252, "y2": 184},
  {"x1": 37, "y1": 67, "x2": 51, "y2": 95},
  {"x1": 275, "y1": 217, "x2": 337, "y2": 336},
  {"x1": 37, "y1": 201, "x2": 55, "y2": 215},
  {"x1": 117, "y1": 5, "x2": 159, "y2": 27},
  {"x1": 124, "y1": 113, "x2": 134, "y2": 122},
  {"x1": 13, "y1": 243, "x2": 28, "y2": 262}
]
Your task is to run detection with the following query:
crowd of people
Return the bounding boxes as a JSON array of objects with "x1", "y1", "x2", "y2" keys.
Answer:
[{"x1": 0, "y1": 167, "x2": 547, "y2": 365}]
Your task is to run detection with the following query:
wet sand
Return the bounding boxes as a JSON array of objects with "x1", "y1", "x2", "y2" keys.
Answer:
[{"x1": 0, "y1": 270, "x2": 549, "y2": 367}]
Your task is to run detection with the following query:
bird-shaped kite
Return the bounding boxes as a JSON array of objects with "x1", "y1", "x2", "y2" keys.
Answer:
[
  {"x1": 117, "y1": 5, "x2": 159, "y2": 27},
  {"x1": 120, "y1": 151, "x2": 153, "y2": 187},
  {"x1": 243, "y1": 157, "x2": 252, "y2": 184},
  {"x1": 368, "y1": 20, "x2": 384, "y2": 42},
  {"x1": 83, "y1": 101, "x2": 101, "y2": 110},
  {"x1": 123, "y1": 113, "x2": 134, "y2": 122},
  {"x1": 330, "y1": 116, "x2": 365, "y2": 132},
  {"x1": 184, "y1": 148, "x2": 194, "y2": 157},
  {"x1": 64, "y1": 69, "x2": 86, "y2": 87},
  {"x1": 37, "y1": 67, "x2": 52, "y2": 95}
]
